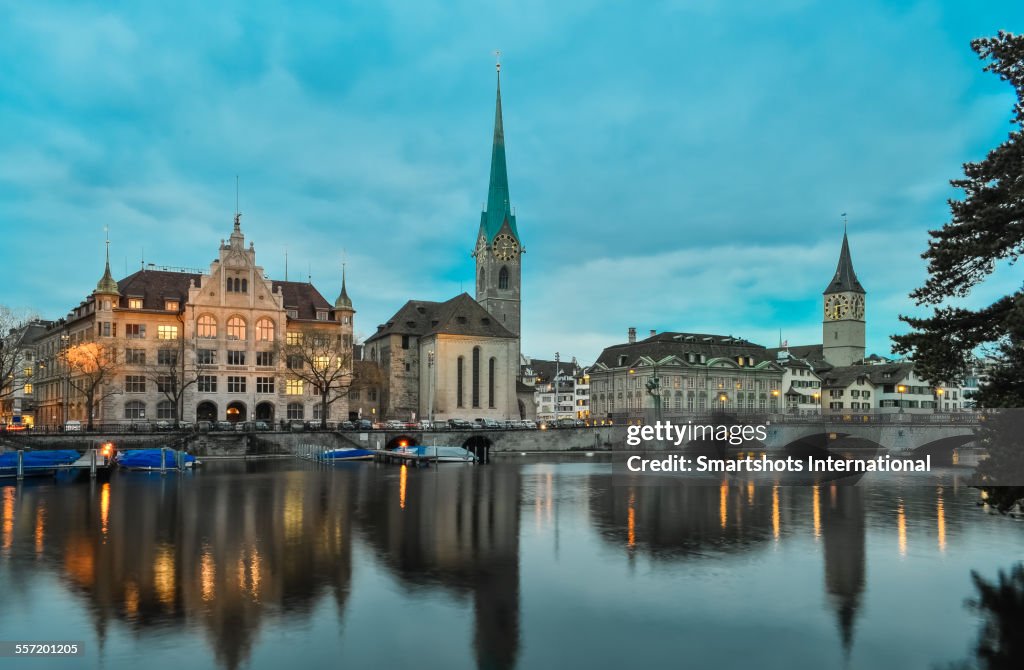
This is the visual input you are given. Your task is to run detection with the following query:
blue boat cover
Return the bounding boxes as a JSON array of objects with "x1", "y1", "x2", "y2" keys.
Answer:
[
  {"x1": 116, "y1": 449, "x2": 196, "y2": 469},
  {"x1": 0, "y1": 450, "x2": 81, "y2": 468},
  {"x1": 323, "y1": 448, "x2": 375, "y2": 460}
]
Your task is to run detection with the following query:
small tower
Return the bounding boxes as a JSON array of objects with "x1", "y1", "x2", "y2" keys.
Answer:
[
  {"x1": 94, "y1": 229, "x2": 120, "y2": 311},
  {"x1": 474, "y1": 57, "x2": 523, "y2": 337},
  {"x1": 822, "y1": 229, "x2": 866, "y2": 367},
  {"x1": 335, "y1": 263, "x2": 355, "y2": 350}
]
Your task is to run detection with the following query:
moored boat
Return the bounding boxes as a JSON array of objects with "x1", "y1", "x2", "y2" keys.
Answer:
[
  {"x1": 115, "y1": 448, "x2": 197, "y2": 470},
  {"x1": 323, "y1": 447, "x2": 375, "y2": 461},
  {"x1": 393, "y1": 445, "x2": 477, "y2": 463},
  {"x1": 0, "y1": 450, "x2": 82, "y2": 478}
]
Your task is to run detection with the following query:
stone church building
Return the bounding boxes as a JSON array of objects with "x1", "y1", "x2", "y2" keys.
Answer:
[{"x1": 365, "y1": 66, "x2": 524, "y2": 422}]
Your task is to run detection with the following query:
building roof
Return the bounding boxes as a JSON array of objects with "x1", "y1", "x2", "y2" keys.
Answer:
[
  {"x1": 523, "y1": 357, "x2": 581, "y2": 382},
  {"x1": 366, "y1": 293, "x2": 516, "y2": 342},
  {"x1": 823, "y1": 231, "x2": 865, "y2": 295},
  {"x1": 334, "y1": 267, "x2": 353, "y2": 310},
  {"x1": 117, "y1": 270, "x2": 198, "y2": 310},
  {"x1": 479, "y1": 70, "x2": 520, "y2": 244},
  {"x1": 112, "y1": 269, "x2": 333, "y2": 320},
  {"x1": 819, "y1": 362, "x2": 914, "y2": 389},
  {"x1": 767, "y1": 344, "x2": 832, "y2": 371},
  {"x1": 272, "y1": 280, "x2": 333, "y2": 320},
  {"x1": 594, "y1": 332, "x2": 772, "y2": 369}
]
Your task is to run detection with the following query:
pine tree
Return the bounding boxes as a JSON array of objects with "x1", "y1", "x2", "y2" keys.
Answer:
[{"x1": 892, "y1": 32, "x2": 1024, "y2": 510}]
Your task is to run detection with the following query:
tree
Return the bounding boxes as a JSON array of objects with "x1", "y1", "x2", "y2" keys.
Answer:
[
  {"x1": 64, "y1": 341, "x2": 120, "y2": 431},
  {"x1": 0, "y1": 306, "x2": 36, "y2": 404},
  {"x1": 892, "y1": 32, "x2": 1024, "y2": 509},
  {"x1": 283, "y1": 329, "x2": 354, "y2": 429},
  {"x1": 142, "y1": 343, "x2": 206, "y2": 427},
  {"x1": 955, "y1": 563, "x2": 1024, "y2": 669}
]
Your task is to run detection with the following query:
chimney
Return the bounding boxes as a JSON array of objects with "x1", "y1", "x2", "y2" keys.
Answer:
[
  {"x1": 628, "y1": 327, "x2": 636, "y2": 344},
  {"x1": 649, "y1": 329, "x2": 656, "y2": 338}
]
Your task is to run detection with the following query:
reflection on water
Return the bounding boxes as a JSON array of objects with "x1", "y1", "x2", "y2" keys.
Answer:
[{"x1": 0, "y1": 458, "x2": 1021, "y2": 669}]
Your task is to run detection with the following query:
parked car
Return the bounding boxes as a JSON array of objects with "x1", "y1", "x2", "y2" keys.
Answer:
[
  {"x1": 289, "y1": 421, "x2": 305, "y2": 432},
  {"x1": 64, "y1": 420, "x2": 82, "y2": 432},
  {"x1": 472, "y1": 418, "x2": 486, "y2": 429},
  {"x1": 154, "y1": 420, "x2": 173, "y2": 431},
  {"x1": 339, "y1": 421, "x2": 356, "y2": 430},
  {"x1": 197, "y1": 420, "x2": 212, "y2": 432},
  {"x1": 385, "y1": 419, "x2": 406, "y2": 430},
  {"x1": 254, "y1": 421, "x2": 270, "y2": 431},
  {"x1": 417, "y1": 419, "x2": 434, "y2": 431},
  {"x1": 520, "y1": 420, "x2": 538, "y2": 429},
  {"x1": 178, "y1": 421, "x2": 193, "y2": 431},
  {"x1": 216, "y1": 421, "x2": 234, "y2": 431},
  {"x1": 483, "y1": 418, "x2": 502, "y2": 429},
  {"x1": 356, "y1": 419, "x2": 373, "y2": 430}
]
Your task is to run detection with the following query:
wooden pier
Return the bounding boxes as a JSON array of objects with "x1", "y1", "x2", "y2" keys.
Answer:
[{"x1": 2, "y1": 448, "x2": 113, "y2": 481}]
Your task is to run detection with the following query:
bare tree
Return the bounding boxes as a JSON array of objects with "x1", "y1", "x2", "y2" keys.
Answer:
[
  {"x1": 0, "y1": 306, "x2": 37, "y2": 404},
  {"x1": 142, "y1": 343, "x2": 207, "y2": 427},
  {"x1": 65, "y1": 341, "x2": 120, "y2": 431},
  {"x1": 283, "y1": 329, "x2": 354, "y2": 429}
]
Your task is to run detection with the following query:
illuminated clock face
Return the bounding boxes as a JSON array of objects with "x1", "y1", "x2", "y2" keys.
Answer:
[
  {"x1": 492, "y1": 233, "x2": 520, "y2": 262},
  {"x1": 825, "y1": 295, "x2": 851, "y2": 320}
]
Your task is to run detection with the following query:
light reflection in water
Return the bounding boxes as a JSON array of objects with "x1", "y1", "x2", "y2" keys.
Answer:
[
  {"x1": 100, "y1": 482, "x2": 110, "y2": 540},
  {"x1": 719, "y1": 481, "x2": 728, "y2": 528},
  {"x1": 627, "y1": 490, "x2": 636, "y2": 549},
  {"x1": 813, "y1": 485, "x2": 821, "y2": 539},
  {"x1": 34, "y1": 503, "x2": 45, "y2": 555},
  {"x1": 937, "y1": 489, "x2": 946, "y2": 553},
  {"x1": 399, "y1": 464, "x2": 408, "y2": 510},
  {"x1": 2, "y1": 487, "x2": 14, "y2": 553},
  {"x1": 201, "y1": 546, "x2": 215, "y2": 602},
  {"x1": 897, "y1": 501, "x2": 908, "y2": 557},
  {"x1": 772, "y1": 485, "x2": 780, "y2": 541}
]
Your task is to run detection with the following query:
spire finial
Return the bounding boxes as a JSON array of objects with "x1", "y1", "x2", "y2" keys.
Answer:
[
  {"x1": 842, "y1": 212, "x2": 848, "y2": 234},
  {"x1": 495, "y1": 49, "x2": 501, "y2": 73},
  {"x1": 95, "y1": 225, "x2": 120, "y2": 295}
]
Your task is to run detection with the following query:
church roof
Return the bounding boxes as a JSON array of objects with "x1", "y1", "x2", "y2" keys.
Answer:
[
  {"x1": 823, "y1": 231, "x2": 865, "y2": 295},
  {"x1": 479, "y1": 70, "x2": 520, "y2": 244},
  {"x1": 366, "y1": 293, "x2": 517, "y2": 342}
]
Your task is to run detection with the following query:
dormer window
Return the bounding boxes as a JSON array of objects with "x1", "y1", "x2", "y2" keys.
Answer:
[
  {"x1": 165, "y1": 300, "x2": 179, "y2": 311},
  {"x1": 128, "y1": 298, "x2": 143, "y2": 309},
  {"x1": 287, "y1": 309, "x2": 298, "y2": 319},
  {"x1": 317, "y1": 310, "x2": 328, "y2": 321}
]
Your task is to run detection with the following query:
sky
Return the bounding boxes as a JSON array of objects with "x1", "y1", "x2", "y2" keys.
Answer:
[{"x1": 1, "y1": 1, "x2": 1022, "y2": 365}]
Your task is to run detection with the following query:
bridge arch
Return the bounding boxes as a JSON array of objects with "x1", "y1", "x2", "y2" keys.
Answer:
[{"x1": 912, "y1": 434, "x2": 977, "y2": 466}]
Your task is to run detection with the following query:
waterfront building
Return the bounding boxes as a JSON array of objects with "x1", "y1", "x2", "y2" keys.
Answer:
[
  {"x1": 365, "y1": 65, "x2": 523, "y2": 422},
  {"x1": 589, "y1": 328, "x2": 785, "y2": 421},
  {"x1": 521, "y1": 356, "x2": 590, "y2": 421},
  {"x1": 0, "y1": 319, "x2": 50, "y2": 428},
  {"x1": 31, "y1": 216, "x2": 355, "y2": 428}
]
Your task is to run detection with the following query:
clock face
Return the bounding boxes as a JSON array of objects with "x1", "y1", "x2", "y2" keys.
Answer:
[
  {"x1": 852, "y1": 296, "x2": 865, "y2": 319},
  {"x1": 825, "y1": 294, "x2": 851, "y2": 320},
  {"x1": 492, "y1": 233, "x2": 520, "y2": 262}
]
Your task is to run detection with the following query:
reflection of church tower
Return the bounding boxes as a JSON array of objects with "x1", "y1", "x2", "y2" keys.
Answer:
[
  {"x1": 821, "y1": 486, "x2": 867, "y2": 656},
  {"x1": 822, "y1": 230, "x2": 866, "y2": 367},
  {"x1": 474, "y1": 61, "x2": 523, "y2": 338}
]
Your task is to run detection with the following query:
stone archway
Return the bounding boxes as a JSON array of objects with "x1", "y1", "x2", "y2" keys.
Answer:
[
  {"x1": 196, "y1": 401, "x2": 217, "y2": 422},
  {"x1": 255, "y1": 402, "x2": 275, "y2": 422},
  {"x1": 226, "y1": 401, "x2": 247, "y2": 423}
]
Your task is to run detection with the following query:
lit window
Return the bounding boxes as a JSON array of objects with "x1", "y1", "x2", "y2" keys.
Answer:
[
  {"x1": 227, "y1": 317, "x2": 245, "y2": 341},
  {"x1": 286, "y1": 379, "x2": 304, "y2": 395},
  {"x1": 314, "y1": 356, "x2": 330, "y2": 371},
  {"x1": 256, "y1": 318, "x2": 275, "y2": 342},
  {"x1": 286, "y1": 331, "x2": 303, "y2": 345},
  {"x1": 128, "y1": 298, "x2": 143, "y2": 309},
  {"x1": 157, "y1": 325, "x2": 179, "y2": 340},
  {"x1": 197, "y1": 315, "x2": 217, "y2": 338},
  {"x1": 23, "y1": 383, "x2": 32, "y2": 395},
  {"x1": 165, "y1": 300, "x2": 179, "y2": 311}
]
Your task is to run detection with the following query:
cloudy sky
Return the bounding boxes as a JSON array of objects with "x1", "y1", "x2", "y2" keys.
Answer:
[{"x1": 1, "y1": 1, "x2": 1021, "y2": 364}]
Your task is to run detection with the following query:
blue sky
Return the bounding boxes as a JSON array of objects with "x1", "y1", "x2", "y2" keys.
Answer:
[{"x1": 1, "y1": 1, "x2": 1021, "y2": 364}]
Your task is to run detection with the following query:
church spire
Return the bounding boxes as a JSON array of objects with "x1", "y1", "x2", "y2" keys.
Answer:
[
  {"x1": 335, "y1": 263, "x2": 353, "y2": 310},
  {"x1": 823, "y1": 230, "x2": 865, "y2": 295},
  {"x1": 481, "y1": 56, "x2": 520, "y2": 243},
  {"x1": 95, "y1": 227, "x2": 120, "y2": 295}
]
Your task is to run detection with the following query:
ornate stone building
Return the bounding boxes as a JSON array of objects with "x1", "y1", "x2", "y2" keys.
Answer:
[
  {"x1": 32, "y1": 216, "x2": 354, "y2": 428},
  {"x1": 365, "y1": 65, "x2": 524, "y2": 422}
]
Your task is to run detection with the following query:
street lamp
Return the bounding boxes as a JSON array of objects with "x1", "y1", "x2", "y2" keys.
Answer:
[
  {"x1": 426, "y1": 350, "x2": 435, "y2": 425},
  {"x1": 60, "y1": 333, "x2": 70, "y2": 428},
  {"x1": 718, "y1": 392, "x2": 728, "y2": 409},
  {"x1": 812, "y1": 391, "x2": 820, "y2": 414},
  {"x1": 771, "y1": 388, "x2": 780, "y2": 413},
  {"x1": 934, "y1": 387, "x2": 945, "y2": 414},
  {"x1": 897, "y1": 384, "x2": 907, "y2": 413}
]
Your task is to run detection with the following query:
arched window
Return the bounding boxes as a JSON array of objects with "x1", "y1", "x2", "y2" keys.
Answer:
[
  {"x1": 488, "y1": 356, "x2": 496, "y2": 408},
  {"x1": 498, "y1": 266, "x2": 509, "y2": 290},
  {"x1": 478, "y1": 268, "x2": 486, "y2": 292},
  {"x1": 472, "y1": 347, "x2": 481, "y2": 408},
  {"x1": 255, "y1": 318, "x2": 275, "y2": 342},
  {"x1": 156, "y1": 400, "x2": 175, "y2": 420},
  {"x1": 227, "y1": 316, "x2": 246, "y2": 341},
  {"x1": 241, "y1": 278, "x2": 248, "y2": 293},
  {"x1": 457, "y1": 356, "x2": 465, "y2": 408},
  {"x1": 197, "y1": 315, "x2": 217, "y2": 339},
  {"x1": 124, "y1": 401, "x2": 146, "y2": 420},
  {"x1": 287, "y1": 403, "x2": 304, "y2": 420}
]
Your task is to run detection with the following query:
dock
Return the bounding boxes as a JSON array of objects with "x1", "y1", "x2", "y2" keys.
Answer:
[{"x1": 1, "y1": 448, "x2": 113, "y2": 480}]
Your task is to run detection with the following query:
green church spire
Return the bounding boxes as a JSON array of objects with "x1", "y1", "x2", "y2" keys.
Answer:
[
  {"x1": 480, "y1": 61, "x2": 520, "y2": 243},
  {"x1": 95, "y1": 227, "x2": 120, "y2": 296}
]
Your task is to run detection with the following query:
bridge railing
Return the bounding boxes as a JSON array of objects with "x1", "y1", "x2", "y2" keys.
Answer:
[{"x1": 604, "y1": 410, "x2": 983, "y2": 427}]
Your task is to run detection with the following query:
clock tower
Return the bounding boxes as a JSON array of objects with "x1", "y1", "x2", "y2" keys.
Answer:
[
  {"x1": 474, "y1": 62, "x2": 523, "y2": 337},
  {"x1": 822, "y1": 231, "x2": 866, "y2": 367}
]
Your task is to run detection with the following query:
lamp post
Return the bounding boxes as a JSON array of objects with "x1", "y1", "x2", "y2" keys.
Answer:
[
  {"x1": 427, "y1": 350, "x2": 435, "y2": 425},
  {"x1": 897, "y1": 384, "x2": 907, "y2": 413},
  {"x1": 934, "y1": 387, "x2": 944, "y2": 414},
  {"x1": 60, "y1": 333, "x2": 70, "y2": 428},
  {"x1": 812, "y1": 391, "x2": 820, "y2": 414},
  {"x1": 644, "y1": 361, "x2": 661, "y2": 423},
  {"x1": 718, "y1": 392, "x2": 728, "y2": 410},
  {"x1": 771, "y1": 388, "x2": 780, "y2": 414},
  {"x1": 553, "y1": 352, "x2": 560, "y2": 427}
]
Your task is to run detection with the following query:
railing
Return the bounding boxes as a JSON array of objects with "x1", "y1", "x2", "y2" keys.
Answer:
[{"x1": 605, "y1": 410, "x2": 984, "y2": 427}]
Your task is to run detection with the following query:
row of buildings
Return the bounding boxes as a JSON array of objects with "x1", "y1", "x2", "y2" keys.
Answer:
[{"x1": 0, "y1": 66, "x2": 983, "y2": 430}]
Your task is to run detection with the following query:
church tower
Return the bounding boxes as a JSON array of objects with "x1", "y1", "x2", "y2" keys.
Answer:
[
  {"x1": 474, "y1": 61, "x2": 523, "y2": 337},
  {"x1": 822, "y1": 230, "x2": 866, "y2": 367}
]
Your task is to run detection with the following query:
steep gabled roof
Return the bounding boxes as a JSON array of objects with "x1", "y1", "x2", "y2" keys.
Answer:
[
  {"x1": 272, "y1": 280, "x2": 333, "y2": 320},
  {"x1": 366, "y1": 293, "x2": 516, "y2": 343},
  {"x1": 594, "y1": 332, "x2": 771, "y2": 369},
  {"x1": 117, "y1": 270, "x2": 199, "y2": 310},
  {"x1": 479, "y1": 70, "x2": 520, "y2": 244}
]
